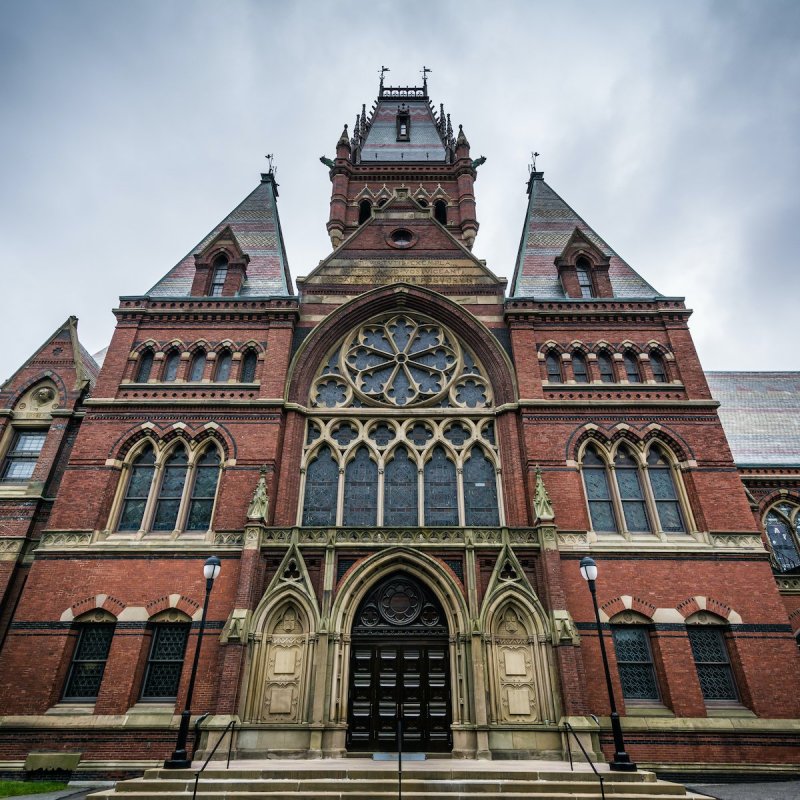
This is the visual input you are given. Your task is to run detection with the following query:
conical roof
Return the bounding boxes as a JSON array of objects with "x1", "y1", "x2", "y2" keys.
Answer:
[
  {"x1": 511, "y1": 174, "x2": 660, "y2": 299},
  {"x1": 146, "y1": 174, "x2": 293, "y2": 297}
]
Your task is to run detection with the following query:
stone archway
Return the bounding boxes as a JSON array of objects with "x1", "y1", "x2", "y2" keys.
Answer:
[{"x1": 346, "y1": 571, "x2": 452, "y2": 753}]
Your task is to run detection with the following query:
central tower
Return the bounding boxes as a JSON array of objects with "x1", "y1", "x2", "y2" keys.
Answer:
[{"x1": 324, "y1": 73, "x2": 480, "y2": 249}]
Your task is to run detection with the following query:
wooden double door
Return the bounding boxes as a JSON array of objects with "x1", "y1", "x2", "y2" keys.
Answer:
[{"x1": 345, "y1": 574, "x2": 452, "y2": 753}]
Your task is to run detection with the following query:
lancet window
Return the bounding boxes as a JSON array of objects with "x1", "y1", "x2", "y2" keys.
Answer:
[
  {"x1": 300, "y1": 313, "x2": 502, "y2": 527},
  {"x1": 763, "y1": 500, "x2": 800, "y2": 572},
  {"x1": 114, "y1": 440, "x2": 222, "y2": 534},
  {"x1": 580, "y1": 441, "x2": 689, "y2": 536}
]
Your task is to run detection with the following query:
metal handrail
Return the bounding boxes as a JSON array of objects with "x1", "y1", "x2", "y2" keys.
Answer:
[
  {"x1": 191, "y1": 719, "x2": 236, "y2": 800},
  {"x1": 563, "y1": 720, "x2": 605, "y2": 800}
]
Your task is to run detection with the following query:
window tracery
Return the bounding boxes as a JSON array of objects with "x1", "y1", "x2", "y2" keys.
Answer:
[
  {"x1": 580, "y1": 440, "x2": 689, "y2": 537},
  {"x1": 763, "y1": 500, "x2": 800, "y2": 572},
  {"x1": 114, "y1": 439, "x2": 222, "y2": 534},
  {"x1": 301, "y1": 313, "x2": 501, "y2": 527}
]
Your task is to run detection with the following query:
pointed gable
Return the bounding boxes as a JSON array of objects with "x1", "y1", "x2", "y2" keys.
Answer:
[
  {"x1": 511, "y1": 173, "x2": 660, "y2": 299},
  {"x1": 297, "y1": 188, "x2": 504, "y2": 294},
  {"x1": 147, "y1": 173, "x2": 293, "y2": 298}
]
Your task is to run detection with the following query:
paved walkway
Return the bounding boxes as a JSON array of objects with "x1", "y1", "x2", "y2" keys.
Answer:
[{"x1": 687, "y1": 782, "x2": 800, "y2": 800}]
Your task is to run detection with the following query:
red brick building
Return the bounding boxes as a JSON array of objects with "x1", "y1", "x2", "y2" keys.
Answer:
[{"x1": 1, "y1": 78, "x2": 798, "y2": 780}]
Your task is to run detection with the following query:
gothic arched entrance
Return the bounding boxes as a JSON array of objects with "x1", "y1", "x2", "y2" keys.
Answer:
[{"x1": 346, "y1": 572, "x2": 452, "y2": 753}]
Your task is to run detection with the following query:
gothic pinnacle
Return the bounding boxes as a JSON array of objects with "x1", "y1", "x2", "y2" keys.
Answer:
[
  {"x1": 456, "y1": 124, "x2": 470, "y2": 148},
  {"x1": 338, "y1": 124, "x2": 350, "y2": 147}
]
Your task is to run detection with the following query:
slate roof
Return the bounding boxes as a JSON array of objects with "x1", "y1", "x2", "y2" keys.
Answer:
[
  {"x1": 146, "y1": 176, "x2": 293, "y2": 297},
  {"x1": 706, "y1": 372, "x2": 800, "y2": 467},
  {"x1": 360, "y1": 100, "x2": 447, "y2": 163},
  {"x1": 511, "y1": 175, "x2": 661, "y2": 299}
]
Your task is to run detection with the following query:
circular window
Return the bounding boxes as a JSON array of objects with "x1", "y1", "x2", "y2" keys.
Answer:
[{"x1": 390, "y1": 229, "x2": 414, "y2": 247}]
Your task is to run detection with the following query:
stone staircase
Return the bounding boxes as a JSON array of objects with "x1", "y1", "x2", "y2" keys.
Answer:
[{"x1": 89, "y1": 759, "x2": 710, "y2": 799}]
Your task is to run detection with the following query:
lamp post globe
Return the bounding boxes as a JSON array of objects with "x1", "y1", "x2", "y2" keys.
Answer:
[
  {"x1": 164, "y1": 555, "x2": 221, "y2": 769},
  {"x1": 579, "y1": 556, "x2": 636, "y2": 772}
]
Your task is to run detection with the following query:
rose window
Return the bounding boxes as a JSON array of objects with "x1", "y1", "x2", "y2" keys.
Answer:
[{"x1": 310, "y1": 314, "x2": 492, "y2": 409}]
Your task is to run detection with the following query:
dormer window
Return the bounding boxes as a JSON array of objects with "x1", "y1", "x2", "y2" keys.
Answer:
[
  {"x1": 396, "y1": 108, "x2": 410, "y2": 142},
  {"x1": 210, "y1": 256, "x2": 228, "y2": 296},
  {"x1": 576, "y1": 257, "x2": 595, "y2": 298}
]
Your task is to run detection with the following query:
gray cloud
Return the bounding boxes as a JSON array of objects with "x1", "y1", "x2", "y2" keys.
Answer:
[{"x1": 1, "y1": 0, "x2": 798, "y2": 379}]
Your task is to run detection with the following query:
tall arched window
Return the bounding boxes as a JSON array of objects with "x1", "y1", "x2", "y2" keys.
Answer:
[
  {"x1": 189, "y1": 350, "x2": 206, "y2": 382},
  {"x1": 210, "y1": 255, "x2": 228, "y2": 296},
  {"x1": 358, "y1": 200, "x2": 372, "y2": 225},
  {"x1": 545, "y1": 352, "x2": 563, "y2": 382},
  {"x1": 597, "y1": 352, "x2": 615, "y2": 383},
  {"x1": 424, "y1": 446, "x2": 458, "y2": 526},
  {"x1": 343, "y1": 446, "x2": 378, "y2": 526},
  {"x1": 575, "y1": 257, "x2": 595, "y2": 298},
  {"x1": 463, "y1": 446, "x2": 499, "y2": 526},
  {"x1": 383, "y1": 445, "x2": 418, "y2": 526},
  {"x1": 302, "y1": 446, "x2": 339, "y2": 526},
  {"x1": 572, "y1": 352, "x2": 589, "y2": 383},
  {"x1": 215, "y1": 350, "x2": 232, "y2": 382},
  {"x1": 582, "y1": 445, "x2": 617, "y2": 532},
  {"x1": 118, "y1": 444, "x2": 156, "y2": 531},
  {"x1": 136, "y1": 350, "x2": 154, "y2": 383},
  {"x1": 186, "y1": 448, "x2": 221, "y2": 531},
  {"x1": 614, "y1": 447, "x2": 651, "y2": 532},
  {"x1": 434, "y1": 200, "x2": 447, "y2": 226},
  {"x1": 650, "y1": 353, "x2": 668, "y2": 383},
  {"x1": 764, "y1": 502, "x2": 800, "y2": 572},
  {"x1": 623, "y1": 351, "x2": 641, "y2": 382},
  {"x1": 646, "y1": 446, "x2": 685, "y2": 532},
  {"x1": 163, "y1": 350, "x2": 180, "y2": 382},
  {"x1": 241, "y1": 350, "x2": 258, "y2": 382},
  {"x1": 63, "y1": 615, "x2": 116, "y2": 701},
  {"x1": 152, "y1": 447, "x2": 188, "y2": 531}
]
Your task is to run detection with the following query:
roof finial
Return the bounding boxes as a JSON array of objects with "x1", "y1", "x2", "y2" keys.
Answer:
[
  {"x1": 379, "y1": 65, "x2": 390, "y2": 93},
  {"x1": 338, "y1": 124, "x2": 349, "y2": 147},
  {"x1": 529, "y1": 151, "x2": 540, "y2": 172},
  {"x1": 421, "y1": 65, "x2": 431, "y2": 92},
  {"x1": 360, "y1": 103, "x2": 367, "y2": 136},
  {"x1": 265, "y1": 153, "x2": 276, "y2": 176}
]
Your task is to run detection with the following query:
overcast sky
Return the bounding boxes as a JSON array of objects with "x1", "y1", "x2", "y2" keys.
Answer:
[{"x1": 2, "y1": 0, "x2": 799, "y2": 382}]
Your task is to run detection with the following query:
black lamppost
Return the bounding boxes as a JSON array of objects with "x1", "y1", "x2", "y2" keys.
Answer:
[
  {"x1": 579, "y1": 555, "x2": 636, "y2": 772},
  {"x1": 164, "y1": 555, "x2": 221, "y2": 769}
]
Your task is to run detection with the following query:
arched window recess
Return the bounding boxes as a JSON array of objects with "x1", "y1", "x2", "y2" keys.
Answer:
[
  {"x1": 580, "y1": 439, "x2": 690, "y2": 538},
  {"x1": 112, "y1": 439, "x2": 223, "y2": 536},
  {"x1": 763, "y1": 500, "x2": 800, "y2": 573}
]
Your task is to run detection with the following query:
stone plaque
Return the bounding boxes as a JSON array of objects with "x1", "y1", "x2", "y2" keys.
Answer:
[
  {"x1": 274, "y1": 648, "x2": 296, "y2": 675},
  {"x1": 507, "y1": 687, "x2": 531, "y2": 716},
  {"x1": 503, "y1": 650, "x2": 526, "y2": 676},
  {"x1": 269, "y1": 687, "x2": 293, "y2": 714}
]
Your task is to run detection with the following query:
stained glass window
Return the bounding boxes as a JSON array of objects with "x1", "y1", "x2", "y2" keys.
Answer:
[
  {"x1": 546, "y1": 352, "x2": 563, "y2": 382},
  {"x1": 118, "y1": 444, "x2": 156, "y2": 531},
  {"x1": 302, "y1": 445, "x2": 339, "y2": 526},
  {"x1": 215, "y1": 351, "x2": 232, "y2": 382},
  {"x1": 141, "y1": 623, "x2": 189, "y2": 701},
  {"x1": 765, "y1": 506, "x2": 800, "y2": 572},
  {"x1": 572, "y1": 353, "x2": 589, "y2": 383},
  {"x1": 369, "y1": 422, "x2": 395, "y2": 447},
  {"x1": 688, "y1": 627, "x2": 738, "y2": 701},
  {"x1": 463, "y1": 447, "x2": 499, "y2": 526},
  {"x1": 444, "y1": 422, "x2": 470, "y2": 447},
  {"x1": 241, "y1": 350, "x2": 258, "y2": 382},
  {"x1": 343, "y1": 446, "x2": 378, "y2": 526},
  {"x1": 650, "y1": 353, "x2": 668, "y2": 383},
  {"x1": 152, "y1": 448, "x2": 188, "y2": 531},
  {"x1": 623, "y1": 352, "x2": 641, "y2": 382},
  {"x1": 612, "y1": 627, "x2": 660, "y2": 701},
  {"x1": 424, "y1": 447, "x2": 458, "y2": 526},
  {"x1": 186, "y1": 448, "x2": 220, "y2": 531},
  {"x1": 647, "y1": 447, "x2": 685, "y2": 532},
  {"x1": 63, "y1": 624, "x2": 114, "y2": 701},
  {"x1": 163, "y1": 350, "x2": 180, "y2": 382},
  {"x1": 189, "y1": 351, "x2": 206, "y2": 382},
  {"x1": 136, "y1": 350, "x2": 154, "y2": 383},
  {"x1": 598, "y1": 352, "x2": 615, "y2": 383},
  {"x1": 614, "y1": 448, "x2": 651, "y2": 532},
  {"x1": 583, "y1": 446, "x2": 617, "y2": 532},
  {"x1": 1, "y1": 429, "x2": 47, "y2": 482},
  {"x1": 332, "y1": 423, "x2": 359, "y2": 447},
  {"x1": 384, "y1": 446, "x2": 418, "y2": 526}
]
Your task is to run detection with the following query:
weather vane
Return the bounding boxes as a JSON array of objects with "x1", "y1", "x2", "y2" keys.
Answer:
[
  {"x1": 265, "y1": 153, "x2": 276, "y2": 175},
  {"x1": 529, "y1": 151, "x2": 540, "y2": 172},
  {"x1": 380, "y1": 65, "x2": 390, "y2": 83},
  {"x1": 421, "y1": 65, "x2": 432, "y2": 81}
]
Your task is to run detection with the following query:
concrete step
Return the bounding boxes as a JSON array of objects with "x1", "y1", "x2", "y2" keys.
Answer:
[{"x1": 91, "y1": 793, "x2": 695, "y2": 800}]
